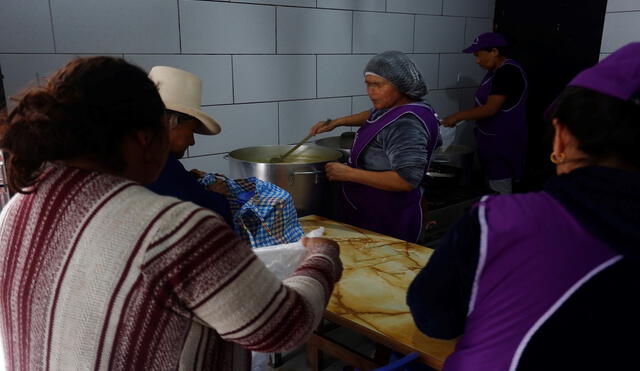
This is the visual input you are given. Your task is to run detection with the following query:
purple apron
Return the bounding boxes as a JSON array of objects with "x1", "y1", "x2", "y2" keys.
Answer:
[
  {"x1": 474, "y1": 60, "x2": 528, "y2": 180},
  {"x1": 341, "y1": 102, "x2": 439, "y2": 242},
  {"x1": 443, "y1": 193, "x2": 619, "y2": 371}
]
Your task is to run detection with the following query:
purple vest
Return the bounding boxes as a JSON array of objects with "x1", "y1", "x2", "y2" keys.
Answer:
[
  {"x1": 341, "y1": 102, "x2": 440, "y2": 242},
  {"x1": 474, "y1": 59, "x2": 528, "y2": 180},
  {"x1": 443, "y1": 193, "x2": 619, "y2": 371}
]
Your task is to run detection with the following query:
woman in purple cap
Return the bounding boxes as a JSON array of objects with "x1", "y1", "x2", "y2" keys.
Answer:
[
  {"x1": 442, "y1": 32, "x2": 528, "y2": 194},
  {"x1": 307, "y1": 51, "x2": 441, "y2": 243},
  {"x1": 407, "y1": 43, "x2": 640, "y2": 370}
]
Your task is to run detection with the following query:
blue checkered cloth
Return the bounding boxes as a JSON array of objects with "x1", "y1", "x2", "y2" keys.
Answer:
[{"x1": 220, "y1": 176, "x2": 304, "y2": 248}]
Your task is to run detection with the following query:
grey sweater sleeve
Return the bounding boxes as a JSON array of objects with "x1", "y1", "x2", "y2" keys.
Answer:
[{"x1": 378, "y1": 116, "x2": 430, "y2": 188}]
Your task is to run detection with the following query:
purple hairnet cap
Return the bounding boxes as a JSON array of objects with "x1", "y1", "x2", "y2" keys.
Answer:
[
  {"x1": 462, "y1": 32, "x2": 507, "y2": 53},
  {"x1": 545, "y1": 42, "x2": 640, "y2": 119}
]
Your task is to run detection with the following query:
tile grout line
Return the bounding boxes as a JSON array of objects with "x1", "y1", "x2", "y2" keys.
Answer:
[{"x1": 48, "y1": 0, "x2": 57, "y2": 52}]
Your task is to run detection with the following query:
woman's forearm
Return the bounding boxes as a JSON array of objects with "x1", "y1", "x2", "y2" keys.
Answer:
[
  {"x1": 346, "y1": 167, "x2": 414, "y2": 192},
  {"x1": 333, "y1": 110, "x2": 370, "y2": 128}
]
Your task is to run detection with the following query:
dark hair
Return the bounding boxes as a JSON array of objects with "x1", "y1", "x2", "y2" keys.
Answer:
[
  {"x1": 0, "y1": 56, "x2": 165, "y2": 193},
  {"x1": 550, "y1": 86, "x2": 640, "y2": 169}
]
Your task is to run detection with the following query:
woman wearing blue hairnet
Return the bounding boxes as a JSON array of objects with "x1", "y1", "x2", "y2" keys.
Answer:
[{"x1": 309, "y1": 51, "x2": 440, "y2": 242}]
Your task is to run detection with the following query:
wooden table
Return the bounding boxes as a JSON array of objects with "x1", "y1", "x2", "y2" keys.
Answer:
[{"x1": 299, "y1": 215, "x2": 456, "y2": 371}]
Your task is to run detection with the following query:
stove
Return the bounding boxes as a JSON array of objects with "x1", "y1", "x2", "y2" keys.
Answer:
[{"x1": 418, "y1": 185, "x2": 487, "y2": 247}]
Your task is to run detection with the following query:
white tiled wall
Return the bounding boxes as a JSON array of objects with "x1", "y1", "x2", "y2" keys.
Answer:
[
  {"x1": 51, "y1": 0, "x2": 180, "y2": 53},
  {"x1": 277, "y1": 8, "x2": 352, "y2": 54},
  {"x1": 0, "y1": 0, "x2": 495, "y2": 175},
  {"x1": 600, "y1": 1, "x2": 640, "y2": 54},
  {"x1": 386, "y1": 0, "x2": 442, "y2": 15},
  {"x1": 414, "y1": 15, "x2": 466, "y2": 53},
  {"x1": 318, "y1": 0, "x2": 385, "y2": 11},
  {"x1": 353, "y1": 12, "x2": 415, "y2": 53},
  {"x1": 317, "y1": 55, "x2": 373, "y2": 97},
  {"x1": 0, "y1": 0, "x2": 55, "y2": 53}
]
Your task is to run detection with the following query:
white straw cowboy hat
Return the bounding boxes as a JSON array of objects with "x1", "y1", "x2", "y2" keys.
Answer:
[{"x1": 148, "y1": 66, "x2": 221, "y2": 135}]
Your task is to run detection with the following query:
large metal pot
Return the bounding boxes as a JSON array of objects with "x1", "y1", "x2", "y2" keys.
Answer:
[
  {"x1": 313, "y1": 132, "x2": 355, "y2": 162},
  {"x1": 227, "y1": 144, "x2": 342, "y2": 216}
]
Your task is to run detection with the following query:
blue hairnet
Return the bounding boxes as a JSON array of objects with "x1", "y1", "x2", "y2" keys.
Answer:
[{"x1": 364, "y1": 51, "x2": 427, "y2": 100}]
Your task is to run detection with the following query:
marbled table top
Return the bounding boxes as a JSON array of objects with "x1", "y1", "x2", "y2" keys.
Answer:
[{"x1": 299, "y1": 215, "x2": 456, "y2": 369}]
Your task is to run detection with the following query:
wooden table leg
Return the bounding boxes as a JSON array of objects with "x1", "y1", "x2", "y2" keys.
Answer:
[
  {"x1": 306, "y1": 334, "x2": 323, "y2": 371},
  {"x1": 372, "y1": 343, "x2": 391, "y2": 365}
]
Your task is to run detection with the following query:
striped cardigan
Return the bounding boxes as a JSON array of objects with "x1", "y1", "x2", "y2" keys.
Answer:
[{"x1": 0, "y1": 166, "x2": 342, "y2": 370}]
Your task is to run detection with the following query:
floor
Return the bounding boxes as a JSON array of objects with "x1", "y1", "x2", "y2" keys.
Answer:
[{"x1": 262, "y1": 325, "x2": 377, "y2": 371}]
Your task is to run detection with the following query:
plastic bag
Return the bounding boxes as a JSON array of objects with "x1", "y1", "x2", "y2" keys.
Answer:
[
  {"x1": 438, "y1": 125, "x2": 457, "y2": 152},
  {"x1": 254, "y1": 227, "x2": 324, "y2": 281}
]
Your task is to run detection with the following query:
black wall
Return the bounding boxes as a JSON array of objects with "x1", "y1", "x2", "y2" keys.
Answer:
[{"x1": 494, "y1": 0, "x2": 608, "y2": 190}]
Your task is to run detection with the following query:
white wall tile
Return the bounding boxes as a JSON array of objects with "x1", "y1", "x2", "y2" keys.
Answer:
[
  {"x1": 353, "y1": 12, "x2": 414, "y2": 53},
  {"x1": 278, "y1": 98, "x2": 352, "y2": 144},
  {"x1": 230, "y1": 0, "x2": 315, "y2": 6},
  {"x1": 233, "y1": 55, "x2": 316, "y2": 103},
  {"x1": 190, "y1": 102, "x2": 279, "y2": 155},
  {"x1": 180, "y1": 154, "x2": 229, "y2": 175},
  {"x1": 50, "y1": 0, "x2": 179, "y2": 53},
  {"x1": 424, "y1": 88, "x2": 461, "y2": 117},
  {"x1": 0, "y1": 0, "x2": 54, "y2": 53},
  {"x1": 601, "y1": 12, "x2": 640, "y2": 53},
  {"x1": 606, "y1": 0, "x2": 640, "y2": 12},
  {"x1": 459, "y1": 87, "x2": 477, "y2": 110},
  {"x1": 414, "y1": 15, "x2": 466, "y2": 53},
  {"x1": 464, "y1": 18, "x2": 493, "y2": 47},
  {"x1": 0, "y1": 54, "x2": 74, "y2": 105},
  {"x1": 317, "y1": 0, "x2": 385, "y2": 11},
  {"x1": 277, "y1": 8, "x2": 351, "y2": 54},
  {"x1": 352, "y1": 95, "x2": 372, "y2": 113},
  {"x1": 438, "y1": 53, "x2": 484, "y2": 89},
  {"x1": 599, "y1": 53, "x2": 610, "y2": 61},
  {"x1": 387, "y1": 0, "x2": 442, "y2": 15},
  {"x1": 125, "y1": 54, "x2": 233, "y2": 105},
  {"x1": 443, "y1": 0, "x2": 491, "y2": 17},
  {"x1": 180, "y1": 2, "x2": 275, "y2": 54},
  {"x1": 409, "y1": 54, "x2": 439, "y2": 90},
  {"x1": 317, "y1": 55, "x2": 372, "y2": 97}
]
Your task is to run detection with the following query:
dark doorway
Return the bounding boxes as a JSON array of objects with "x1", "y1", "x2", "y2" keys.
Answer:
[
  {"x1": 494, "y1": 0, "x2": 608, "y2": 191},
  {"x1": 0, "y1": 66, "x2": 6, "y2": 112}
]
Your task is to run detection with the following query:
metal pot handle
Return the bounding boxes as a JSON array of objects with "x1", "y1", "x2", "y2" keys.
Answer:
[{"x1": 290, "y1": 169, "x2": 323, "y2": 185}]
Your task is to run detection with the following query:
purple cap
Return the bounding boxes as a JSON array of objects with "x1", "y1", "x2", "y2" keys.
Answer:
[
  {"x1": 462, "y1": 32, "x2": 507, "y2": 53},
  {"x1": 569, "y1": 42, "x2": 640, "y2": 101},
  {"x1": 545, "y1": 42, "x2": 640, "y2": 119}
]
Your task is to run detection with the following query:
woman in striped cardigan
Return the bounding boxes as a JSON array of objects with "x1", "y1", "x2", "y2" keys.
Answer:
[{"x1": 0, "y1": 56, "x2": 342, "y2": 371}]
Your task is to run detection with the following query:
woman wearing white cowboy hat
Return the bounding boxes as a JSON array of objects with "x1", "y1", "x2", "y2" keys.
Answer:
[{"x1": 146, "y1": 65, "x2": 232, "y2": 225}]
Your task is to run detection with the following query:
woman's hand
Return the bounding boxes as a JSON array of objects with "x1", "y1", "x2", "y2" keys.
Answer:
[
  {"x1": 301, "y1": 236, "x2": 342, "y2": 281},
  {"x1": 301, "y1": 236, "x2": 339, "y2": 252},
  {"x1": 324, "y1": 162, "x2": 352, "y2": 182},
  {"x1": 189, "y1": 168, "x2": 207, "y2": 179},
  {"x1": 441, "y1": 115, "x2": 461, "y2": 127},
  {"x1": 309, "y1": 119, "x2": 335, "y2": 136},
  {"x1": 206, "y1": 178, "x2": 230, "y2": 196}
]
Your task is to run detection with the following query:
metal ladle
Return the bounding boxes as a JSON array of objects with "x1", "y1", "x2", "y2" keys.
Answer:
[{"x1": 270, "y1": 118, "x2": 332, "y2": 163}]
